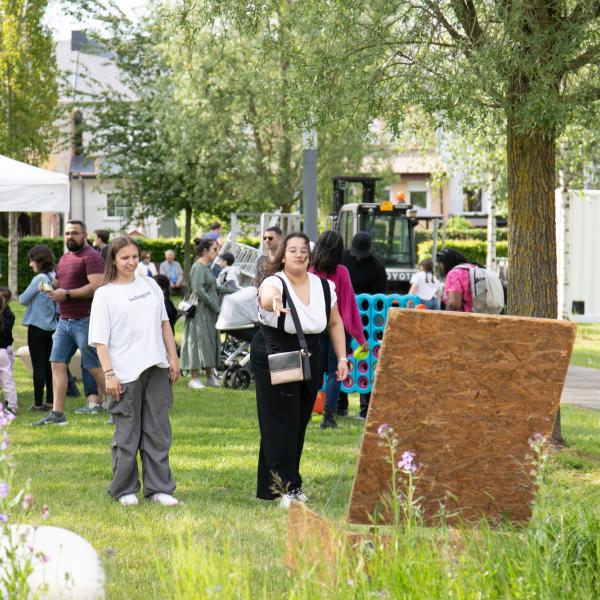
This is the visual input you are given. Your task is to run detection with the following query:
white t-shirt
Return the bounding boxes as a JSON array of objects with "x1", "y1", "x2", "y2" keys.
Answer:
[
  {"x1": 258, "y1": 271, "x2": 337, "y2": 334},
  {"x1": 89, "y1": 276, "x2": 169, "y2": 383},
  {"x1": 410, "y1": 270, "x2": 439, "y2": 301}
]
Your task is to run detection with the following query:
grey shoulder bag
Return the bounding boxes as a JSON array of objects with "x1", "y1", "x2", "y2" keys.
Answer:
[{"x1": 265, "y1": 277, "x2": 311, "y2": 385}]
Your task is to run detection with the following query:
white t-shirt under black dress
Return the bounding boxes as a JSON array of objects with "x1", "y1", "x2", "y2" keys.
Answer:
[
  {"x1": 89, "y1": 275, "x2": 169, "y2": 383},
  {"x1": 258, "y1": 271, "x2": 337, "y2": 334}
]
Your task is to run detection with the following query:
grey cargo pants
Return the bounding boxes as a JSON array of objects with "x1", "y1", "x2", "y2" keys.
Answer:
[{"x1": 107, "y1": 365, "x2": 176, "y2": 499}]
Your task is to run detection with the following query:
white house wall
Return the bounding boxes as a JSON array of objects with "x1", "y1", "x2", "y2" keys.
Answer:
[
  {"x1": 558, "y1": 189, "x2": 600, "y2": 321},
  {"x1": 69, "y1": 178, "x2": 159, "y2": 237}
]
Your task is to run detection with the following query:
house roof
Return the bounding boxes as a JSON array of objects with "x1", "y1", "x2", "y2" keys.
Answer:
[{"x1": 56, "y1": 32, "x2": 132, "y2": 103}]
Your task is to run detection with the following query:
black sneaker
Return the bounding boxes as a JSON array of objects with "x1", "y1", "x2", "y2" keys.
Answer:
[
  {"x1": 32, "y1": 412, "x2": 67, "y2": 427},
  {"x1": 320, "y1": 413, "x2": 338, "y2": 429}
]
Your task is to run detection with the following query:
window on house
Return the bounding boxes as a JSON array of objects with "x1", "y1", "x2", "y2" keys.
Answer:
[
  {"x1": 106, "y1": 194, "x2": 131, "y2": 218},
  {"x1": 409, "y1": 190, "x2": 427, "y2": 208},
  {"x1": 463, "y1": 187, "x2": 482, "y2": 212}
]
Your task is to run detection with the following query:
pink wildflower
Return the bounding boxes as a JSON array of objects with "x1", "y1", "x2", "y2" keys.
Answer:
[{"x1": 22, "y1": 494, "x2": 34, "y2": 511}]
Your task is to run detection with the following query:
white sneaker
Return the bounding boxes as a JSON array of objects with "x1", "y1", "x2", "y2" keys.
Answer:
[
  {"x1": 279, "y1": 492, "x2": 294, "y2": 509},
  {"x1": 206, "y1": 375, "x2": 220, "y2": 388},
  {"x1": 188, "y1": 379, "x2": 205, "y2": 390},
  {"x1": 118, "y1": 494, "x2": 139, "y2": 506},
  {"x1": 150, "y1": 493, "x2": 180, "y2": 506},
  {"x1": 292, "y1": 487, "x2": 308, "y2": 503}
]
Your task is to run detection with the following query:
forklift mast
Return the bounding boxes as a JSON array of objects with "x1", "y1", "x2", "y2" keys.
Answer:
[{"x1": 332, "y1": 176, "x2": 382, "y2": 218}]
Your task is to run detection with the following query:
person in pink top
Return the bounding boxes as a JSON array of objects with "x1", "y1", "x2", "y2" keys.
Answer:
[
  {"x1": 311, "y1": 231, "x2": 368, "y2": 429},
  {"x1": 437, "y1": 248, "x2": 474, "y2": 312}
]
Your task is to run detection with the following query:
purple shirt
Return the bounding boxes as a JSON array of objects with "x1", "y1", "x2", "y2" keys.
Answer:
[{"x1": 56, "y1": 245, "x2": 105, "y2": 319}]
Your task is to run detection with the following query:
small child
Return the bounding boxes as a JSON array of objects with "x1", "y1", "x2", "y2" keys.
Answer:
[
  {"x1": 216, "y1": 252, "x2": 240, "y2": 289},
  {"x1": 0, "y1": 287, "x2": 18, "y2": 415}
]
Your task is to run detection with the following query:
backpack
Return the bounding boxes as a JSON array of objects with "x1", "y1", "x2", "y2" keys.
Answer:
[{"x1": 456, "y1": 264, "x2": 504, "y2": 314}]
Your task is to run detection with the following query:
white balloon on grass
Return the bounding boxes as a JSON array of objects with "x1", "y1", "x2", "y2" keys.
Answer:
[{"x1": 0, "y1": 525, "x2": 105, "y2": 599}]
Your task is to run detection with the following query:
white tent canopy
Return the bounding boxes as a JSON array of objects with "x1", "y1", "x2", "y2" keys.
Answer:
[{"x1": 0, "y1": 154, "x2": 69, "y2": 212}]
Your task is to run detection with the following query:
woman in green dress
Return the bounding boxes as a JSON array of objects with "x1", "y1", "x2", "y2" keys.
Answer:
[{"x1": 181, "y1": 239, "x2": 235, "y2": 389}]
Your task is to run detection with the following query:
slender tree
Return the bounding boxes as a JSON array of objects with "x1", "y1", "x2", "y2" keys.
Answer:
[{"x1": 0, "y1": 0, "x2": 59, "y2": 295}]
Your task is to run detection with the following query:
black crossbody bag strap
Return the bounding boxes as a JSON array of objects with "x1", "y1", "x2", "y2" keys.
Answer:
[
  {"x1": 321, "y1": 277, "x2": 331, "y2": 324},
  {"x1": 275, "y1": 276, "x2": 308, "y2": 353}
]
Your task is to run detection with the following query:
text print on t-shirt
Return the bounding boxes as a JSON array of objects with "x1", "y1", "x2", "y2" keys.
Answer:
[{"x1": 128, "y1": 291, "x2": 151, "y2": 302}]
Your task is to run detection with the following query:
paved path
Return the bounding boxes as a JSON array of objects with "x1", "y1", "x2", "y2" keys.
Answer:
[{"x1": 561, "y1": 365, "x2": 600, "y2": 410}]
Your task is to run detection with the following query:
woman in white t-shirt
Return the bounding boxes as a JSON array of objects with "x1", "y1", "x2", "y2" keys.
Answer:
[
  {"x1": 89, "y1": 236, "x2": 181, "y2": 507},
  {"x1": 252, "y1": 232, "x2": 348, "y2": 508},
  {"x1": 409, "y1": 258, "x2": 440, "y2": 309}
]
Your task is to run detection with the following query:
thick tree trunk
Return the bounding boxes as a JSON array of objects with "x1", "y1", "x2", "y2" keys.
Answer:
[
  {"x1": 506, "y1": 121, "x2": 557, "y2": 319},
  {"x1": 183, "y1": 205, "x2": 192, "y2": 288},
  {"x1": 8, "y1": 212, "x2": 19, "y2": 297},
  {"x1": 507, "y1": 118, "x2": 562, "y2": 446}
]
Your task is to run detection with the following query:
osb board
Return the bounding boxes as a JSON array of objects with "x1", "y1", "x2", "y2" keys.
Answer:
[
  {"x1": 347, "y1": 310, "x2": 577, "y2": 526},
  {"x1": 285, "y1": 501, "x2": 387, "y2": 579}
]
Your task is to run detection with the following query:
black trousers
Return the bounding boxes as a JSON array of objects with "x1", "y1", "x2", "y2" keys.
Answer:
[
  {"x1": 27, "y1": 325, "x2": 54, "y2": 406},
  {"x1": 251, "y1": 328, "x2": 320, "y2": 500}
]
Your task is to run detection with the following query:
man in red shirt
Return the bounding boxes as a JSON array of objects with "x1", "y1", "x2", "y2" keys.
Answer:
[{"x1": 32, "y1": 220, "x2": 106, "y2": 426}]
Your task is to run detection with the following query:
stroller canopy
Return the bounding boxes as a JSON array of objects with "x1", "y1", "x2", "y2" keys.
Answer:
[{"x1": 216, "y1": 286, "x2": 259, "y2": 330}]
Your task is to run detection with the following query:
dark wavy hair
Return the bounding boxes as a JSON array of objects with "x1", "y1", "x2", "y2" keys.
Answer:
[
  {"x1": 27, "y1": 244, "x2": 55, "y2": 273},
  {"x1": 312, "y1": 230, "x2": 343, "y2": 275},
  {"x1": 195, "y1": 238, "x2": 217, "y2": 257},
  {"x1": 153, "y1": 274, "x2": 171, "y2": 298},
  {"x1": 265, "y1": 232, "x2": 311, "y2": 277},
  {"x1": 102, "y1": 236, "x2": 139, "y2": 284},
  {"x1": 436, "y1": 248, "x2": 469, "y2": 276}
]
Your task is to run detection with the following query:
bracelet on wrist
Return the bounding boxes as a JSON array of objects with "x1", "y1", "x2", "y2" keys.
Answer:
[
  {"x1": 337, "y1": 357, "x2": 349, "y2": 363},
  {"x1": 104, "y1": 369, "x2": 114, "y2": 374},
  {"x1": 105, "y1": 373, "x2": 115, "y2": 380}
]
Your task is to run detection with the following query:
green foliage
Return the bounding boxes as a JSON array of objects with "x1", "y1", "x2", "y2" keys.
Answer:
[
  {"x1": 415, "y1": 227, "x2": 508, "y2": 246},
  {"x1": 0, "y1": 237, "x2": 64, "y2": 293},
  {"x1": 134, "y1": 238, "x2": 188, "y2": 269},
  {"x1": 0, "y1": 237, "x2": 193, "y2": 293},
  {"x1": 0, "y1": 0, "x2": 59, "y2": 163},
  {"x1": 418, "y1": 239, "x2": 508, "y2": 265},
  {"x1": 446, "y1": 216, "x2": 473, "y2": 231}
]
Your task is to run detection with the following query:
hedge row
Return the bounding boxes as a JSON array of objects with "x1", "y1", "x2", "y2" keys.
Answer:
[
  {"x1": 0, "y1": 237, "x2": 65, "y2": 293},
  {"x1": 0, "y1": 236, "x2": 192, "y2": 293},
  {"x1": 415, "y1": 227, "x2": 508, "y2": 245},
  {"x1": 2, "y1": 234, "x2": 508, "y2": 292},
  {"x1": 417, "y1": 239, "x2": 508, "y2": 265}
]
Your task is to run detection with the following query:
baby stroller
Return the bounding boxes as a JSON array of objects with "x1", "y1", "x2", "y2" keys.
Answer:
[{"x1": 216, "y1": 286, "x2": 259, "y2": 390}]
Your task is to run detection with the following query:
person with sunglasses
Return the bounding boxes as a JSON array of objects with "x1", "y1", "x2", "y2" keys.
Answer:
[{"x1": 254, "y1": 226, "x2": 282, "y2": 286}]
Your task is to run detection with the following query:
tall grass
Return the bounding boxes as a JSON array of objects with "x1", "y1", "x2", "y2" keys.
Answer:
[{"x1": 157, "y1": 436, "x2": 600, "y2": 599}]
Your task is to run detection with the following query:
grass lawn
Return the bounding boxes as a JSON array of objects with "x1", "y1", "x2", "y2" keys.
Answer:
[
  {"x1": 4, "y1": 304, "x2": 600, "y2": 598},
  {"x1": 571, "y1": 323, "x2": 600, "y2": 369}
]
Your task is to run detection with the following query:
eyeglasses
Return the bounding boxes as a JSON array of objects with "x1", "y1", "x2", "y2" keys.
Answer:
[
  {"x1": 286, "y1": 247, "x2": 309, "y2": 256},
  {"x1": 263, "y1": 236, "x2": 274, "y2": 241}
]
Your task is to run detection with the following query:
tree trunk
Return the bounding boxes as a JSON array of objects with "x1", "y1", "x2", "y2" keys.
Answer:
[
  {"x1": 183, "y1": 205, "x2": 192, "y2": 288},
  {"x1": 8, "y1": 212, "x2": 19, "y2": 297},
  {"x1": 507, "y1": 118, "x2": 563, "y2": 446},
  {"x1": 506, "y1": 121, "x2": 557, "y2": 318},
  {"x1": 486, "y1": 170, "x2": 497, "y2": 271}
]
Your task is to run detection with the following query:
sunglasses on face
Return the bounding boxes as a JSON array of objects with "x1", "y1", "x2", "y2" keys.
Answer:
[{"x1": 263, "y1": 236, "x2": 274, "y2": 241}]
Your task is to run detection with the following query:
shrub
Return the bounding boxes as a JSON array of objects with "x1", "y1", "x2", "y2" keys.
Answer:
[
  {"x1": 0, "y1": 237, "x2": 64, "y2": 294},
  {"x1": 418, "y1": 239, "x2": 508, "y2": 264},
  {"x1": 415, "y1": 227, "x2": 508, "y2": 245},
  {"x1": 0, "y1": 236, "x2": 193, "y2": 293}
]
